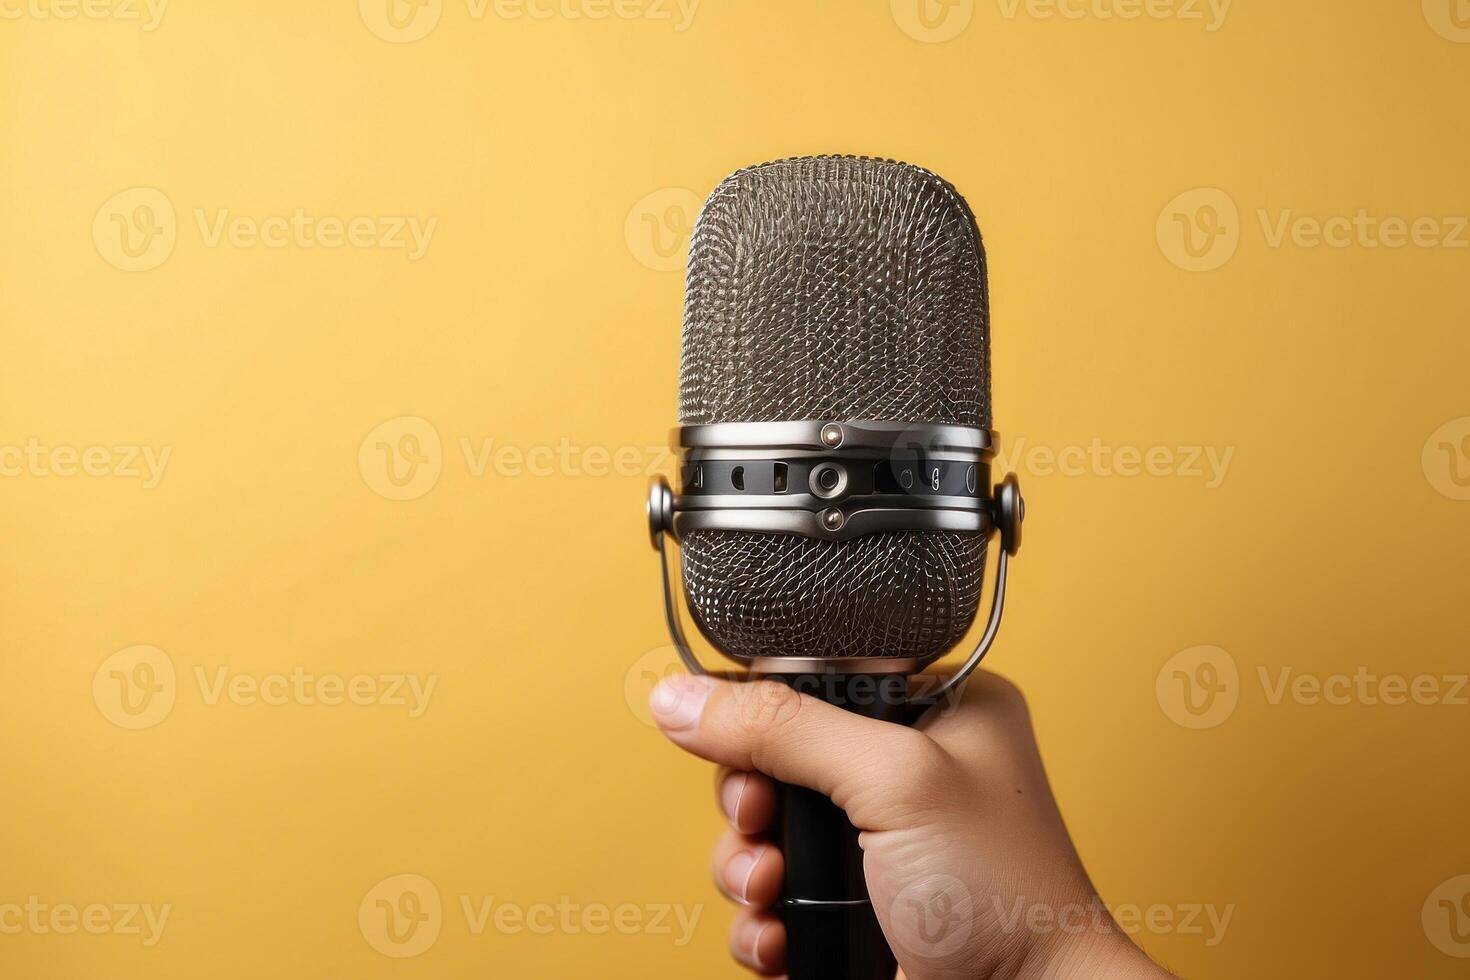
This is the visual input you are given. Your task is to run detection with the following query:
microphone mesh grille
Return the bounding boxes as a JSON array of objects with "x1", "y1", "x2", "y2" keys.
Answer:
[
  {"x1": 678, "y1": 156, "x2": 990, "y2": 661},
  {"x1": 679, "y1": 155, "x2": 988, "y2": 427}
]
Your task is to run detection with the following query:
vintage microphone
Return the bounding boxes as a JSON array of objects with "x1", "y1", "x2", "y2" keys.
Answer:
[{"x1": 646, "y1": 155, "x2": 1023, "y2": 979}]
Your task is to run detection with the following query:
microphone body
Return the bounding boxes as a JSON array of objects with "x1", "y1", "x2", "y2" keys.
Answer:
[
  {"x1": 774, "y1": 672, "x2": 905, "y2": 979},
  {"x1": 646, "y1": 156, "x2": 1023, "y2": 979}
]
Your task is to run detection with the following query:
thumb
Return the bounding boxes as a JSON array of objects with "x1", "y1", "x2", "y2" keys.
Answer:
[{"x1": 649, "y1": 674, "x2": 939, "y2": 824}]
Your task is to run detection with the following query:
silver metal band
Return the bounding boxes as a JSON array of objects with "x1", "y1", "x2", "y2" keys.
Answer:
[
  {"x1": 747, "y1": 657, "x2": 926, "y2": 675},
  {"x1": 678, "y1": 420, "x2": 994, "y2": 453},
  {"x1": 662, "y1": 419, "x2": 997, "y2": 542},
  {"x1": 672, "y1": 505, "x2": 989, "y2": 541}
]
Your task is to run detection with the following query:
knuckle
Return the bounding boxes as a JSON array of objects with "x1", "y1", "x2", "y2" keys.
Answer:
[
  {"x1": 882, "y1": 729, "x2": 952, "y2": 788},
  {"x1": 972, "y1": 670, "x2": 1030, "y2": 716},
  {"x1": 847, "y1": 731, "x2": 955, "y2": 819},
  {"x1": 733, "y1": 680, "x2": 803, "y2": 738}
]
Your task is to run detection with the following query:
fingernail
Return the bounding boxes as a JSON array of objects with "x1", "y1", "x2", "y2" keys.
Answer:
[
  {"x1": 720, "y1": 772, "x2": 748, "y2": 828},
  {"x1": 650, "y1": 674, "x2": 713, "y2": 731},
  {"x1": 726, "y1": 846, "x2": 765, "y2": 904},
  {"x1": 751, "y1": 920, "x2": 771, "y2": 969}
]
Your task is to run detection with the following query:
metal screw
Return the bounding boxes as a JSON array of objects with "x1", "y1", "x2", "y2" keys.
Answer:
[
  {"x1": 821, "y1": 508, "x2": 844, "y2": 531},
  {"x1": 820, "y1": 423, "x2": 843, "y2": 447}
]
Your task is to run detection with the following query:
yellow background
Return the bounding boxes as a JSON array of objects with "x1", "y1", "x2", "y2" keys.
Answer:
[{"x1": 2, "y1": 1, "x2": 1468, "y2": 977}]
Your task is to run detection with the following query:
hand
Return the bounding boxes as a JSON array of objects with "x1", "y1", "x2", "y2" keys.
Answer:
[{"x1": 650, "y1": 670, "x2": 1175, "y2": 980}]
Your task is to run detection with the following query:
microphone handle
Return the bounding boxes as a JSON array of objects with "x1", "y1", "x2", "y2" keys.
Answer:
[{"x1": 772, "y1": 672, "x2": 905, "y2": 980}]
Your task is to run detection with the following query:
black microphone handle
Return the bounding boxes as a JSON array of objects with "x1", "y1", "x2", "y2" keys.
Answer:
[{"x1": 771, "y1": 672, "x2": 906, "y2": 980}]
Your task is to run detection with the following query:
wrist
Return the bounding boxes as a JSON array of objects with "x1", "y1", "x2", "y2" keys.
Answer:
[
  {"x1": 1046, "y1": 932, "x2": 1172, "y2": 979},
  {"x1": 1011, "y1": 900, "x2": 1174, "y2": 980}
]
